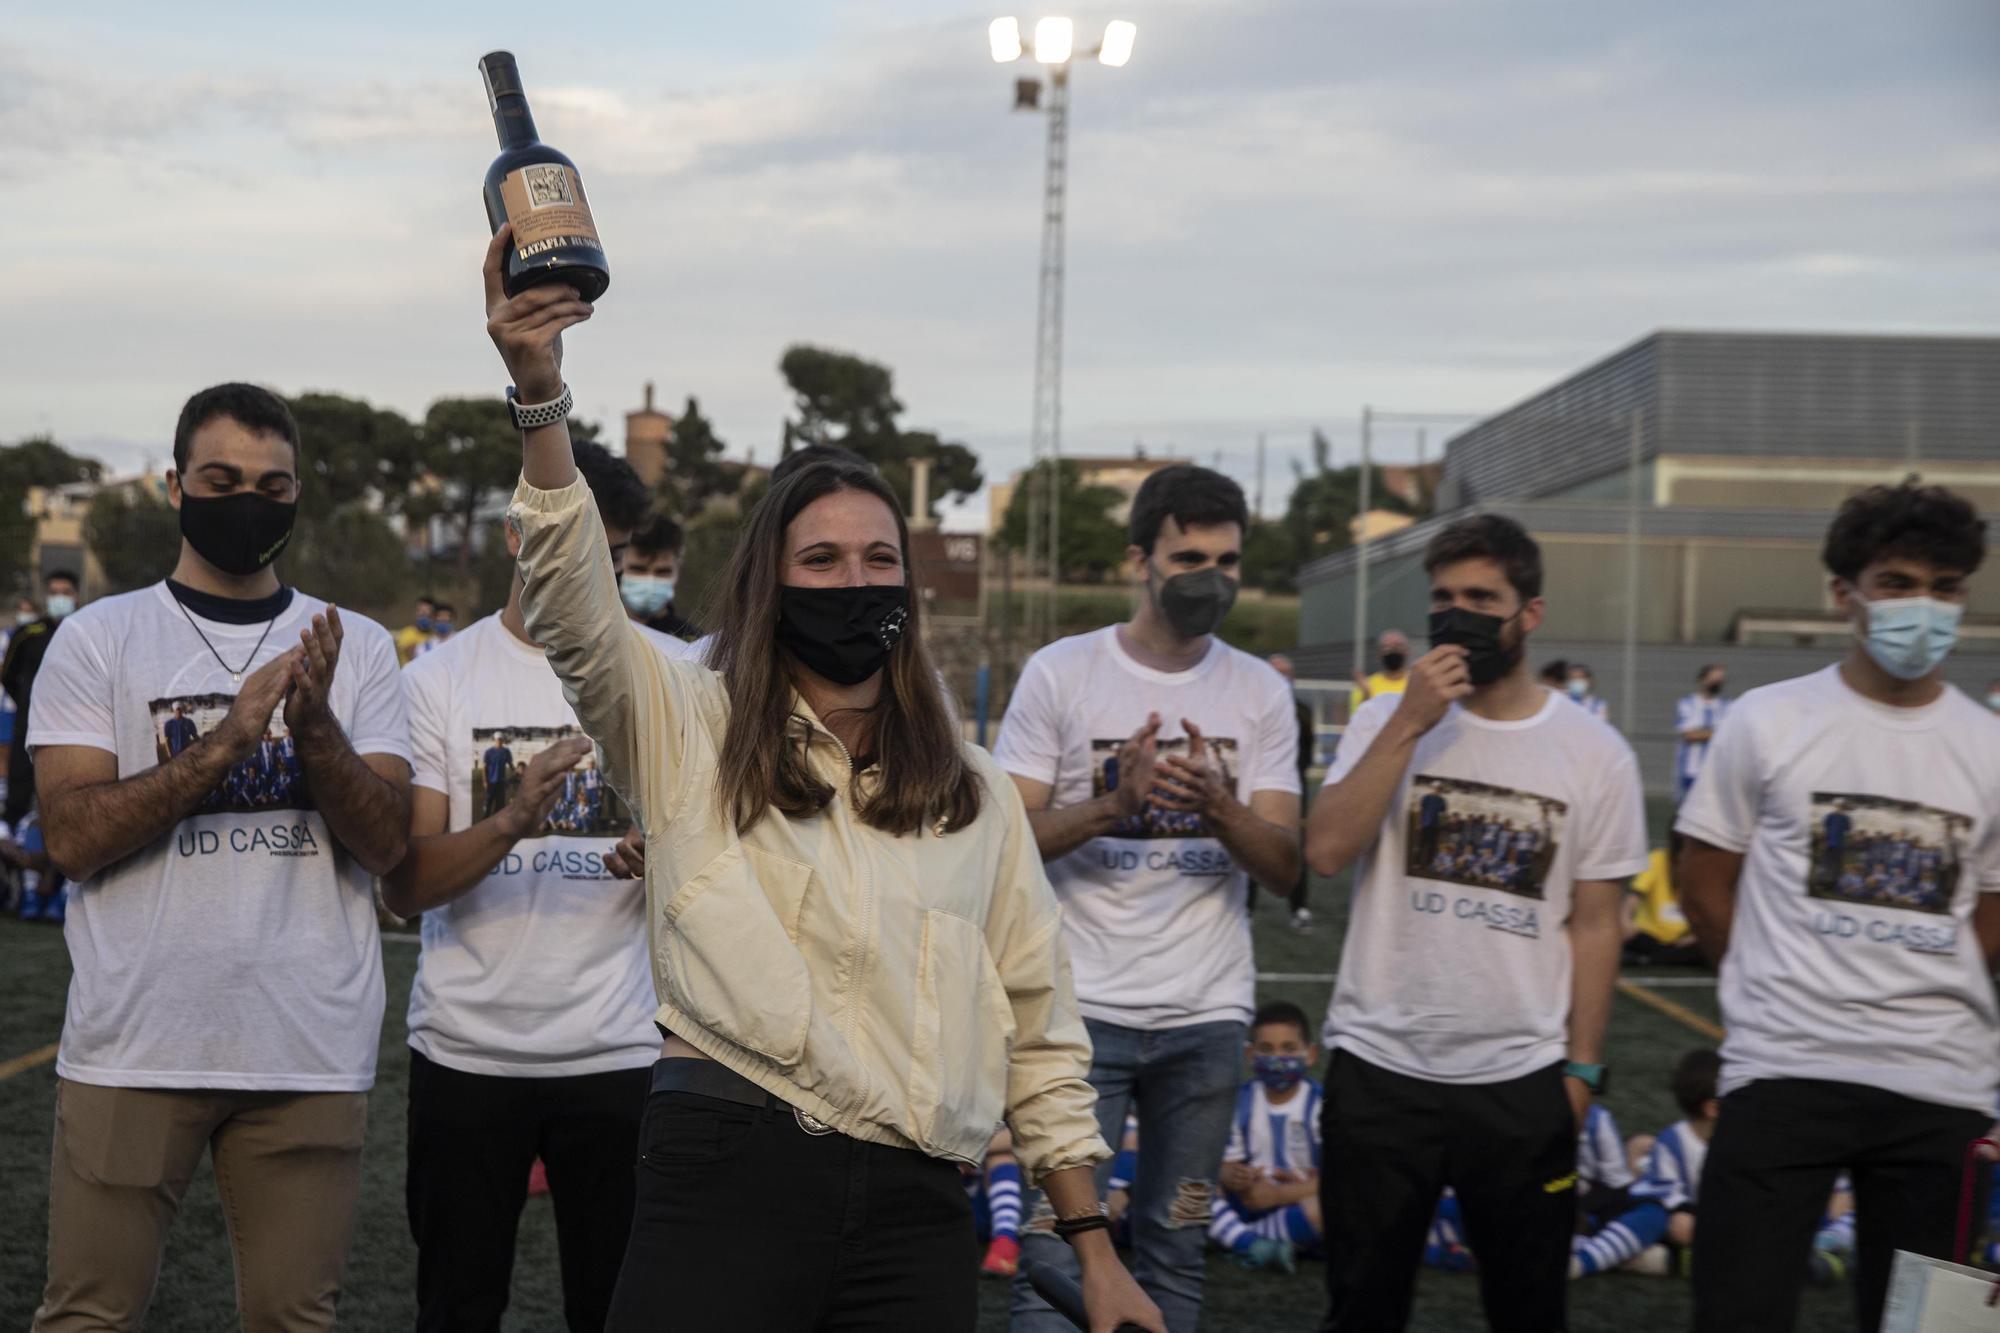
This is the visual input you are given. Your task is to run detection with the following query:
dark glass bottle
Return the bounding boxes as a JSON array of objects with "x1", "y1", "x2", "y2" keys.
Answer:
[{"x1": 479, "y1": 51, "x2": 610, "y2": 301}]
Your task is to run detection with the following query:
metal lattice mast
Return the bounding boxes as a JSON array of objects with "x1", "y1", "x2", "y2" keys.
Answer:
[{"x1": 1027, "y1": 66, "x2": 1070, "y2": 640}]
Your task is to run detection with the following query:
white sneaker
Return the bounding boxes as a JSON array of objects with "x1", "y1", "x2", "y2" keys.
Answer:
[{"x1": 1624, "y1": 1245, "x2": 1673, "y2": 1276}]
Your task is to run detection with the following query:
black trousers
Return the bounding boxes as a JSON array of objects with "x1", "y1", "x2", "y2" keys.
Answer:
[
  {"x1": 605, "y1": 1071, "x2": 976, "y2": 1332},
  {"x1": 1692, "y1": 1077, "x2": 1988, "y2": 1333},
  {"x1": 1319, "y1": 1050, "x2": 1575, "y2": 1333},
  {"x1": 405, "y1": 1048, "x2": 648, "y2": 1332}
]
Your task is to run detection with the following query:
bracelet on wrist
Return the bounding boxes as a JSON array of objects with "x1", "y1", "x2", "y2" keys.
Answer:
[
  {"x1": 506, "y1": 383, "x2": 574, "y2": 431},
  {"x1": 1054, "y1": 1204, "x2": 1112, "y2": 1243}
]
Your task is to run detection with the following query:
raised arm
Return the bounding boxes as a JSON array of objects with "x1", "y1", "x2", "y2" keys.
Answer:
[
  {"x1": 482, "y1": 226, "x2": 684, "y2": 816},
  {"x1": 39, "y1": 649, "x2": 299, "y2": 882},
  {"x1": 1305, "y1": 646, "x2": 1467, "y2": 877}
]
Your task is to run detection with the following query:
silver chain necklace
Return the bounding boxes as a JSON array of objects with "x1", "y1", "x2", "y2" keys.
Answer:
[{"x1": 174, "y1": 596, "x2": 282, "y2": 687}]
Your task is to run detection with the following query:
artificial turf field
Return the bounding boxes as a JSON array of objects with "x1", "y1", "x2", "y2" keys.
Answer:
[{"x1": 0, "y1": 819, "x2": 1862, "y2": 1331}]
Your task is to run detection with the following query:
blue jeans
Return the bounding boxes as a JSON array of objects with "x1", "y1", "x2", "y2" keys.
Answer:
[{"x1": 1010, "y1": 1017, "x2": 1244, "y2": 1333}]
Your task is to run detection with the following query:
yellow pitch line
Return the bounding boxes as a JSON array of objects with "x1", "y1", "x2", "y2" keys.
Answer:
[
  {"x1": 1618, "y1": 978, "x2": 1725, "y2": 1042},
  {"x1": 0, "y1": 1042, "x2": 58, "y2": 1082}
]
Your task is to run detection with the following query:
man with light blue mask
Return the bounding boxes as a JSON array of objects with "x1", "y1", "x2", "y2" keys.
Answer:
[
  {"x1": 1677, "y1": 481, "x2": 2000, "y2": 1333},
  {"x1": 621, "y1": 514, "x2": 700, "y2": 641}
]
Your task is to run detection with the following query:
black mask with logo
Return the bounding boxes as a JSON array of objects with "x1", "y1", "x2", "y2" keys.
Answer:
[
  {"x1": 1427, "y1": 607, "x2": 1523, "y2": 686},
  {"x1": 1155, "y1": 567, "x2": 1238, "y2": 640},
  {"x1": 777, "y1": 585, "x2": 909, "y2": 686},
  {"x1": 179, "y1": 492, "x2": 298, "y2": 577}
]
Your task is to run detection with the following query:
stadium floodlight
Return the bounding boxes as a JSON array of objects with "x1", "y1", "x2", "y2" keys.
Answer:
[
  {"x1": 1097, "y1": 19, "x2": 1137, "y2": 67},
  {"x1": 1033, "y1": 17, "x2": 1074, "y2": 65},
  {"x1": 988, "y1": 17, "x2": 1023, "y2": 63}
]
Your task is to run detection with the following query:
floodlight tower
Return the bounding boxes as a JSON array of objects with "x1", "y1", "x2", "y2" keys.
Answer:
[{"x1": 990, "y1": 16, "x2": 1137, "y2": 641}]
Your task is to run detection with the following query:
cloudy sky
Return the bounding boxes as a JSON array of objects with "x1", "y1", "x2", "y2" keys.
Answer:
[{"x1": 8, "y1": 0, "x2": 1996, "y2": 527}]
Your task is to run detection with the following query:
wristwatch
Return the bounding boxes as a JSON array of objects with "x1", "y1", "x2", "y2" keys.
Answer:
[
  {"x1": 506, "y1": 383, "x2": 574, "y2": 431},
  {"x1": 1564, "y1": 1060, "x2": 1609, "y2": 1095}
]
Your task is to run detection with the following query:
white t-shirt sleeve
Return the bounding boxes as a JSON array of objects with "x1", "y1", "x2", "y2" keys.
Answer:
[
  {"x1": 1674, "y1": 707, "x2": 1760, "y2": 854},
  {"x1": 993, "y1": 656, "x2": 1064, "y2": 786},
  {"x1": 403, "y1": 656, "x2": 450, "y2": 796},
  {"x1": 1245, "y1": 675, "x2": 1304, "y2": 797},
  {"x1": 1674, "y1": 695, "x2": 1700, "y2": 736},
  {"x1": 1325, "y1": 696, "x2": 1395, "y2": 787},
  {"x1": 343, "y1": 620, "x2": 412, "y2": 763},
  {"x1": 1575, "y1": 750, "x2": 1651, "y2": 882},
  {"x1": 25, "y1": 619, "x2": 115, "y2": 754}
]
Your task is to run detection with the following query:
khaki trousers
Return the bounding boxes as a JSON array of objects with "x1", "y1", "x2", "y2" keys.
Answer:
[{"x1": 33, "y1": 1077, "x2": 368, "y2": 1332}]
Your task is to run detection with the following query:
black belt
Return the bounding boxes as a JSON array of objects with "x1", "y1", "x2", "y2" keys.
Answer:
[{"x1": 649, "y1": 1057, "x2": 785, "y2": 1111}]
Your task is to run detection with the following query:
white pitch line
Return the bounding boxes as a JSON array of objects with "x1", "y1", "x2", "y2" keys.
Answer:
[{"x1": 382, "y1": 933, "x2": 420, "y2": 946}]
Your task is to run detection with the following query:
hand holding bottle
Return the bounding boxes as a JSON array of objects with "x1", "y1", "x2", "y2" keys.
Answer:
[{"x1": 483, "y1": 226, "x2": 591, "y2": 402}]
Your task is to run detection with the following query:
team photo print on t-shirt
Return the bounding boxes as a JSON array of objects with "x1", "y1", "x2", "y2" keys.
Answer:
[
  {"x1": 1807, "y1": 791, "x2": 1970, "y2": 916},
  {"x1": 1090, "y1": 734, "x2": 1240, "y2": 838},
  {"x1": 473, "y1": 724, "x2": 625, "y2": 836},
  {"x1": 150, "y1": 694, "x2": 310, "y2": 815},
  {"x1": 1405, "y1": 774, "x2": 1565, "y2": 899}
]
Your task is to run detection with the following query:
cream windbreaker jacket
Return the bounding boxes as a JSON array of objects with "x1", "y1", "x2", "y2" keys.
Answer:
[{"x1": 510, "y1": 475, "x2": 1108, "y2": 1183}]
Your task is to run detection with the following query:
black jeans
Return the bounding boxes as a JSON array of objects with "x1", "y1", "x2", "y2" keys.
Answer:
[
  {"x1": 1319, "y1": 1050, "x2": 1575, "y2": 1333},
  {"x1": 605, "y1": 1065, "x2": 977, "y2": 1332},
  {"x1": 1692, "y1": 1077, "x2": 1988, "y2": 1333},
  {"x1": 405, "y1": 1048, "x2": 648, "y2": 1332}
]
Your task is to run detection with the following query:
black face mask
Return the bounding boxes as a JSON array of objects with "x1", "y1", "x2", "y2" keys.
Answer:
[
  {"x1": 1702, "y1": 680, "x2": 1725, "y2": 697},
  {"x1": 1381, "y1": 651, "x2": 1408, "y2": 673},
  {"x1": 1155, "y1": 567, "x2": 1238, "y2": 640},
  {"x1": 777, "y1": 585, "x2": 909, "y2": 686},
  {"x1": 1428, "y1": 607, "x2": 1523, "y2": 687},
  {"x1": 179, "y1": 492, "x2": 297, "y2": 577}
]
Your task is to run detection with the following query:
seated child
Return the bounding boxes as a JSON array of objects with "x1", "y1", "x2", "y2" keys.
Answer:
[
  {"x1": 1210, "y1": 1001, "x2": 1322, "y2": 1274},
  {"x1": 1570, "y1": 1049, "x2": 1854, "y2": 1282}
]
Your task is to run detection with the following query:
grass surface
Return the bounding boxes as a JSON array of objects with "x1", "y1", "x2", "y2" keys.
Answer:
[{"x1": 0, "y1": 838, "x2": 1860, "y2": 1330}]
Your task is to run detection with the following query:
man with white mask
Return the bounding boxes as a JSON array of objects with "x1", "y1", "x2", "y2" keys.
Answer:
[{"x1": 1678, "y1": 481, "x2": 2000, "y2": 1333}]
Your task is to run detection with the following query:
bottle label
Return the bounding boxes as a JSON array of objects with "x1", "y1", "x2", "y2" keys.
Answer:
[{"x1": 500, "y1": 164, "x2": 604, "y2": 260}]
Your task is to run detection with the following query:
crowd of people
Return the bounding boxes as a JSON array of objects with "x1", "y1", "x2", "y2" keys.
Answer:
[{"x1": 8, "y1": 235, "x2": 2000, "y2": 1333}]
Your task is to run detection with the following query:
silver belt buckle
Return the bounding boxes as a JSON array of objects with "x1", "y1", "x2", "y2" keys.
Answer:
[{"x1": 793, "y1": 1107, "x2": 836, "y2": 1136}]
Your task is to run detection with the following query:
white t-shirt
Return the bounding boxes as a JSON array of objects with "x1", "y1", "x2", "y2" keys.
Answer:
[
  {"x1": 1675, "y1": 666, "x2": 2000, "y2": 1114},
  {"x1": 1323, "y1": 689, "x2": 1650, "y2": 1083},
  {"x1": 404, "y1": 613, "x2": 696, "y2": 1077},
  {"x1": 993, "y1": 626, "x2": 1301, "y2": 1030},
  {"x1": 29, "y1": 584, "x2": 409, "y2": 1091}
]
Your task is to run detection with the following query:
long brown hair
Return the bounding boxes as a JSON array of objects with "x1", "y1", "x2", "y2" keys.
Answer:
[{"x1": 707, "y1": 461, "x2": 981, "y2": 836}]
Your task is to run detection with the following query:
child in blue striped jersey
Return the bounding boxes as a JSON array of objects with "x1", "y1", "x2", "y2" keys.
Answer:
[{"x1": 1212, "y1": 1002, "x2": 1323, "y2": 1273}]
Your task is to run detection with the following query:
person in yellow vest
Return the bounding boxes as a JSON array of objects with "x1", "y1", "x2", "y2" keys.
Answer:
[
  {"x1": 395, "y1": 595, "x2": 438, "y2": 665},
  {"x1": 1623, "y1": 848, "x2": 1699, "y2": 965},
  {"x1": 1347, "y1": 629, "x2": 1411, "y2": 718}
]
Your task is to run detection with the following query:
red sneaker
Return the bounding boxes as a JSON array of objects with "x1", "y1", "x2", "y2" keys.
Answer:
[
  {"x1": 981, "y1": 1236, "x2": 1021, "y2": 1277},
  {"x1": 528, "y1": 1158, "x2": 550, "y2": 1197}
]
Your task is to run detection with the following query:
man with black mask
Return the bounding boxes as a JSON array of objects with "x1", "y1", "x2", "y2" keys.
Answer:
[
  {"x1": 2, "y1": 567, "x2": 81, "y2": 827},
  {"x1": 997, "y1": 463, "x2": 1302, "y2": 1333},
  {"x1": 27, "y1": 382, "x2": 412, "y2": 1330},
  {"x1": 1303, "y1": 514, "x2": 1647, "y2": 1333}
]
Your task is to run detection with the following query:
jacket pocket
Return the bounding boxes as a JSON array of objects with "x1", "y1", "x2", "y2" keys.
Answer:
[
  {"x1": 907, "y1": 909, "x2": 1015, "y2": 1159},
  {"x1": 658, "y1": 843, "x2": 814, "y2": 1068}
]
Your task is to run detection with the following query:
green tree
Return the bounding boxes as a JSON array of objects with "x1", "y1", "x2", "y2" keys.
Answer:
[
  {"x1": 999, "y1": 459, "x2": 1127, "y2": 580},
  {"x1": 420, "y1": 397, "x2": 522, "y2": 582},
  {"x1": 283, "y1": 506, "x2": 412, "y2": 623},
  {"x1": 0, "y1": 435, "x2": 107, "y2": 592},
  {"x1": 656, "y1": 396, "x2": 730, "y2": 516},
  {"x1": 284, "y1": 393, "x2": 424, "y2": 520},
  {"x1": 84, "y1": 486, "x2": 181, "y2": 594},
  {"x1": 1240, "y1": 518, "x2": 1296, "y2": 593},
  {"x1": 1283, "y1": 428, "x2": 1412, "y2": 568},
  {"x1": 778, "y1": 345, "x2": 980, "y2": 519}
]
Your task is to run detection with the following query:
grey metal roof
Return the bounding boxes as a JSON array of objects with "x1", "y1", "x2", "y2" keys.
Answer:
[
  {"x1": 1433, "y1": 331, "x2": 2000, "y2": 509},
  {"x1": 1297, "y1": 501, "x2": 2000, "y2": 588}
]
